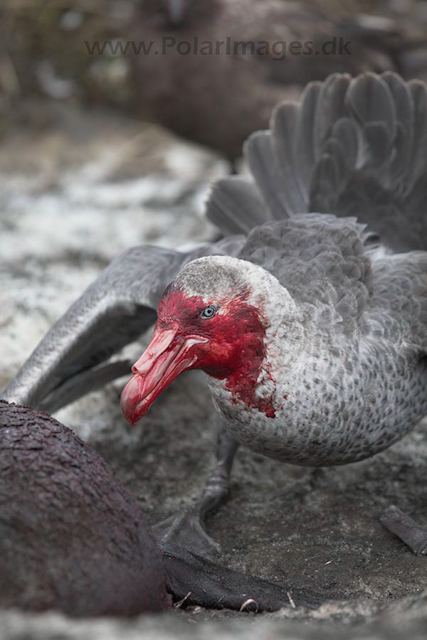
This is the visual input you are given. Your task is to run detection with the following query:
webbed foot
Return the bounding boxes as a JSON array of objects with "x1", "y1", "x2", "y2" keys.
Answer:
[
  {"x1": 380, "y1": 505, "x2": 427, "y2": 555},
  {"x1": 153, "y1": 510, "x2": 221, "y2": 559}
]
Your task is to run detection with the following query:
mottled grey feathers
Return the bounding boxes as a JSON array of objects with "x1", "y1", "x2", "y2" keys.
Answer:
[
  {"x1": 369, "y1": 252, "x2": 427, "y2": 356},
  {"x1": 240, "y1": 214, "x2": 375, "y2": 338}
]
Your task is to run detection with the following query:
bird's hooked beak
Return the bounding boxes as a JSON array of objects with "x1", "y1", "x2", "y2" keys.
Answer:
[{"x1": 120, "y1": 323, "x2": 207, "y2": 425}]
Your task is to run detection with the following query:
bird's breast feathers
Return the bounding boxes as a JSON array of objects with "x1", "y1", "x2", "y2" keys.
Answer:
[{"x1": 207, "y1": 340, "x2": 427, "y2": 467}]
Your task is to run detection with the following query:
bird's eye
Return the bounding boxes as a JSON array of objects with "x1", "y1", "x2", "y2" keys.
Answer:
[{"x1": 201, "y1": 305, "x2": 217, "y2": 319}]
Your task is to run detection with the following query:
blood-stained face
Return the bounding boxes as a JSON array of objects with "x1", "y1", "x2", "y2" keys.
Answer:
[{"x1": 120, "y1": 280, "x2": 268, "y2": 425}]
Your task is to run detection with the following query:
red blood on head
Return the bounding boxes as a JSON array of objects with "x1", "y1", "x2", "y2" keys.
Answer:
[{"x1": 157, "y1": 285, "x2": 276, "y2": 418}]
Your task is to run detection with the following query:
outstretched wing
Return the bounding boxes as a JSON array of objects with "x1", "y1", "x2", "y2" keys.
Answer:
[
  {"x1": 1, "y1": 238, "x2": 244, "y2": 413},
  {"x1": 207, "y1": 72, "x2": 427, "y2": 253}
]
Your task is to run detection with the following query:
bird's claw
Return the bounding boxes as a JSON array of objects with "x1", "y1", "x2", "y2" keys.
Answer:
[{"x1": 152, "y1": 511, "x2": 222, "y2": 560}]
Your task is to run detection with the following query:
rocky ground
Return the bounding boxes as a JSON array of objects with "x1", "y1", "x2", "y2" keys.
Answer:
[{"x1": 2, "y1": 103, "x2": 427, "y2": 639}]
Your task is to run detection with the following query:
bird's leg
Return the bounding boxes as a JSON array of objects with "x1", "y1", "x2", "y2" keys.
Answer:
[
  {"x1": 152, "y1": 425, "x2": 239, "y2": 559},
  {"x1": 380, "y1": 505, "x2": 427, "y2": 555}
]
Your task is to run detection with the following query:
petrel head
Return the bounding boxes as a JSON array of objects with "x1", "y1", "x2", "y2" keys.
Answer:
[{"x1": 120, "y1": 256, "x2": 296, "y2": 424}]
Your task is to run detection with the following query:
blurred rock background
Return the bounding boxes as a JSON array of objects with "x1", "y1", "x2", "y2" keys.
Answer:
[
  {"x1": 1, "y1": 0, "x2": 427, "y2": 135},
  {"x1": 3, "y1": 1, "x2": 427, "y2": 639},
  {"x1": 0, "y1": 0, "x2": 392, "y2": 124}
]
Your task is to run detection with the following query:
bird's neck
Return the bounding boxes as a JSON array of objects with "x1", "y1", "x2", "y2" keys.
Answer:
[
  {"x1": 206, "y1": 326, "x2": 274, "y2": 417},
  {"x1": 207, "y1": 283, "x2": 305, "y2": 419}
]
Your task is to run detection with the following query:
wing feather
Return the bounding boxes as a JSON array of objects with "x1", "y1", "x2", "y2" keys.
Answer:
[
  {"x1": 207, "y1": 72, "x2": 427, "y2": 253},
  {"x1": 1, "y1": 241, "x2": 244, "y2": 412}
]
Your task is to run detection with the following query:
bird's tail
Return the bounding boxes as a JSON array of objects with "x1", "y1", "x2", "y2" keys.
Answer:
[{"x1": 206, "y1": 72, "x2": 427, "y2": 253}]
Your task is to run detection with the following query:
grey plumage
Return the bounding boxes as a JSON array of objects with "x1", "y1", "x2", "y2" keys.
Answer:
[
  {"x1": 208, "y1": 72, "x2": 427, "y2": 253},
  {"x1": 2, "y1": 239, "x2": 244, "y2": 413},
  {"x1": 3, "y1": 72, "x2": 427, "y2": 472},
  {"x1": 228, "y1": 215, "x2": 427, "y2": 464}
]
